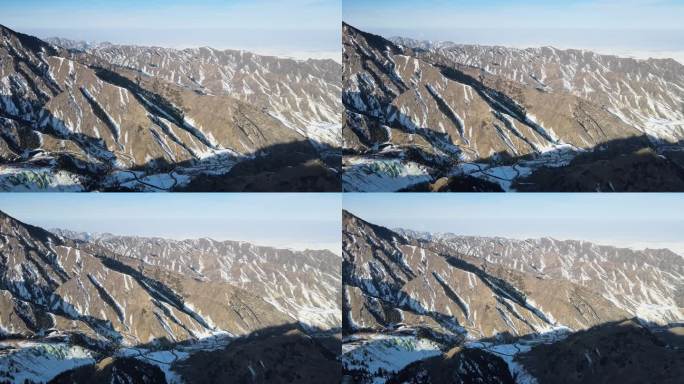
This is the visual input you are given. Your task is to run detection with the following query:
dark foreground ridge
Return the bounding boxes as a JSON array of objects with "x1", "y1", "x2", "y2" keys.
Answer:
[{"x1": 50, "y1": 324, "x2": 341, "y2": 384}]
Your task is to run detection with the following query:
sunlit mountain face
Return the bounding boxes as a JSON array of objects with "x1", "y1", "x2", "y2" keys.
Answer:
[
  {"x1": 0, "y1": 24, "x2": 342, "y2": 192},
  {"x1": 341, "y1": 210, "x2": 684, "y2": 384},
  {"x1": 342, "y1": 23, "x2": 684, "y2": 192},
  {"x1": 0, "y1": 210, "x2": 341, "y2": 383}
]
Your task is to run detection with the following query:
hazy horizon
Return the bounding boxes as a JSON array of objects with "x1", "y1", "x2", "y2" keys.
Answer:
[
  {"x1": 1, "y1": 0, "x2": 341, "y2": 61},
  {"x1": 344, "y1": 0, "x2": 684, "y2": 64},
  {"x1": 0, "y1": 194, "x2": 342, "y2": 255},
  {"x1": 365, "y1": 27, "x2": 684, "y2": 64},
  {"x1": 344, "y1": 194, "x2": 684, "y2": 256},
  {"x1": 21, "y1": 27, "x2": 341, "y2": 62}
]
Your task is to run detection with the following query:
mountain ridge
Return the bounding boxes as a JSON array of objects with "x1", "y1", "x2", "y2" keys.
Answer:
[
  {"x1": 1, "y1": 24, "x2": 341, "y2": 191},
  {"x1": 341, "y1": 210, "x2": 683, "y2": 383},
  {"x1": 394, "y1": 228, "x2": 684, "y2": 258},
  {"x1": 50, "y1": 228, "x2": 340, "y2": 257},
  {"x1": 0, "y1": 208, "x2": 341, "y2": 382},
  {"x1": 342, "y1": 23, "x2": 684, "y2": 192},
  {"x1": 45, "y1": 36, "x2": 342, "y2": 64},
  {"x1": 390, "y1": 35, "x2": 684, "y2": 67}
]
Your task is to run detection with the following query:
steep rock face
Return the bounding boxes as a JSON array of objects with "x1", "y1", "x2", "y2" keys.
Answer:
[
  {"x1": 343, "y1": 211, "x2": 629, "y2": 341},
  {"x1": 393, "y1": 38, "x2": 684, "y2": 144},
  {"x1": 386, "y1": 347, "x2": 515, "y2": 384},
  {"x1": 342, "y1": 211, "x2": 684, "y2": 383},
  {"x1": 50, "y1": 357, "x2": 166, "y2": 384},
  {"x1": 342, "y1": 23, "x2": 684, "y2": 191},
  {"x1": 397, "y1": 230, "x2": 684, "y2": 325},
  {"x1": 0, "y1": 210, "x2": 292, "y2": 347},
  {"x1": 57, "y1": 42, "x2": 344, "y2": 148},
  {"x1": 0, "y1": 25, "x2": 340, "y2": 191},
  {"x1": 53, "y1": 230, "x2": 342, "y2": 329}
]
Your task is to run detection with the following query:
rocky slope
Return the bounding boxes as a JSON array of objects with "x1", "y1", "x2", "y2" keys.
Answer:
[
  {"x1": 45, "y1": 38, "x2": 342, "y2": 149},
  {"x1": 392, "y1": 37, "x2": 684, "y2": 145},
  {"x1": 53, "y1": 229, "x2": 341, "y2": 330},
  {"x1": 0, "y1": 210, "x2": 340, "y2": 383},
  {"x1": 0, "y1": 210, "x2": 292, "y2": 346},
  {"x1": 342, "y1": 211, "x2": 633, "y2": 340},
  {"x1": 0, "y1": 25, "x2": 341, "y2": 191},
  {"x1": 341, "y1": 210, "x2": 683, "y2": 383},
  {"x1": 342, "y1": 23, "x2": 684, "y2": 191},
  {"x1": 396, "y1": 230, "x2": 684, "y2": 326}
]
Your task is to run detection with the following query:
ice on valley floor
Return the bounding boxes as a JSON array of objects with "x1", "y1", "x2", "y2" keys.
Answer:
[
  {"x1": 0, "y1": 166, "x2": 84, "y2": 192},
  {"x1": 117, "y1": 331, "x2": 232, "y2": 384},
  {"x1": 465, "y1": 326, "x2": 572, "y2": 384},
  {"x1": 343, "y1": 158, "x2": 432, "y2": 192},
  {"x1": 0, "y1": 148, "x2": 244, "y2": 192},
  {"x1": 0, "y1": 341, "x2": 95, "y2": 383},
  {"x1": 344, "y1": 142, "x2": 581, "y2": 192},
  {"x1": 105, "y1": 150, "x2": 241, "y2": 191},
  {"x1": 452, "y1": 143, "x2": 579, "y2": 191},
  {"x1": 104, "y1": 169, "x2": 191, "y2": 191},
  {"x1": 342, "y1": 335, "x2": 442, "y2": 384}
]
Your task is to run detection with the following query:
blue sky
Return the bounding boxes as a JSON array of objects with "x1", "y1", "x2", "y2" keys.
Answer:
[
  {"x1": 2, "y1": 0, "x2": 339, "y2": 30},
  {"x1": 0, "y1": 0, "x2": 340, "y2": 57},
  {"x1": 344, "y1": 0, "x2": 684, "y2": 30},
  {"x1": 344, "y1": 194, "x2": 684, "y2": 255},
  {"x1": 0, "y1": 194, "x2": 341, "y2": 254},
  {"x1": 343, "y1": 0, "x2": 684, "y2": 60}
]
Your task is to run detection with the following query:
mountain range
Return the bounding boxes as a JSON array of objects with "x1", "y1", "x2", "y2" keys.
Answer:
[
  {"x1": 342, "y1": 23, "x2": 684, "y2": 191},
  {"x1": 0, "y1": 210, "x2": 340, "y2": 383},
  {"x1": 0, "y1": 25, "x2": 342, "y2": 192},
  {"x1": 341, "y1": 210, "x2": 683, "y2": 383}
]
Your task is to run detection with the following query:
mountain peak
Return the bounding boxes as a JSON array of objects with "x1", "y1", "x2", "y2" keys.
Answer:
[{"x1": 0, "y1": 24, "x2": 58, "y2": 55}]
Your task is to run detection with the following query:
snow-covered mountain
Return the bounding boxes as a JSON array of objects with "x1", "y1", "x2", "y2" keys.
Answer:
[
  {"x1": 0, "y1": 25, "x2": 342, "y2": 192},
  {"x1": 391, "y1": 37, "x2": 684, "y2": 144},
  {"x1": 343, "y1": 23, "x2": 684, "y2": 192},
  {"x1": 53, "y1": 229, "x2": 341, "y2": 330},
  {"x1": 45, "y1": 37, "x2": 342, "y2": 149},
  {"x1": 0, "y1": 211, "x2": 340, "y2": 383},
  {"x1": 341, "y1": 211, "x2": 683, "y2": 383},
  {"x1": 396, "y1": 230, "x2": 684, "y2": 326},
  {"x1": 0, "y1": 210, "x2": 290, "y2": 346}
]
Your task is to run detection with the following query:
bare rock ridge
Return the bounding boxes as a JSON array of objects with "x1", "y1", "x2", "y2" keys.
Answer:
[
  {"x1": 396, "y1": 229, "x2": 684, "y2": 326},
  {"x1": 52, "y1": 229, "x2": 342, "y2": 330},
  {"x1": 0, "y1": 209, "x2": 291, "y2": 345},
  {"x1": 341, "y1": 210, "x2": 683, "y2": 383},
  {"x1": 0, "y1": 24, "x2": 342, "y2": 191},
  {"x1": 0, "y1": 210, "x2": 341, "y2": 383},
  {"x1": 44, "y1": 37, "x2": 342, "y2": 148},
  {"x1": 342, "y1": 23, "x2": 684, "y2": 191}
]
